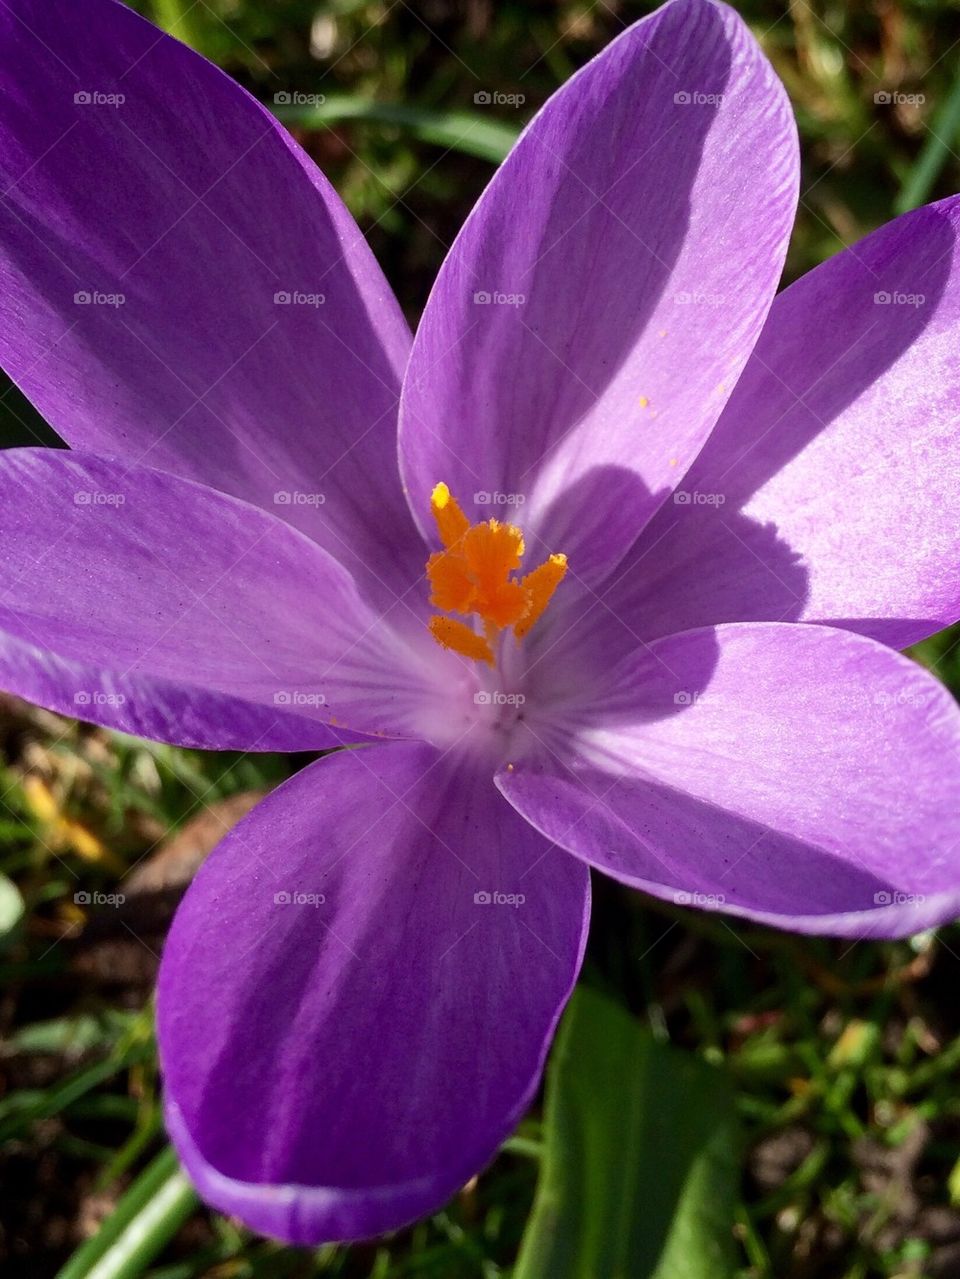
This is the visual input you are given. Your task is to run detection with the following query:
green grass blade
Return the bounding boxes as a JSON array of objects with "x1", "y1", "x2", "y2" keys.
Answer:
[
  {"x1": 896, "y1": 65, "x2": 960, "y2": 213},
  {"x1": 271, "y1": 96, "x2": 520, "y2": 164},
  {"x1": 54, "y1": 1146, "x2": 197, "y2": 1279},
  {"x1": 0, "y1": 1039, "x2": 154, "y2": 1141}
]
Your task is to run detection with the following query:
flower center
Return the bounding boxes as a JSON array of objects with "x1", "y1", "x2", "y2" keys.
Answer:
[{"x1": 425, "y1": 482, "x2": 567, "y2": 665}]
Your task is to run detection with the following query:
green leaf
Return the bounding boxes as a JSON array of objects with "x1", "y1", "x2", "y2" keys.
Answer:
[
  {"x1": 54, "y1": 1146, "x2": 197, "y2": 1279},
  {"x1": 149, "y1": 0, "x2": 205, "y2": 53},
  {"x1": 515, "y1": 988, "x2": 739, "y2": 1279},
  {"x1": 271, "y1": 97, "x2": 520, "y2": 165}
]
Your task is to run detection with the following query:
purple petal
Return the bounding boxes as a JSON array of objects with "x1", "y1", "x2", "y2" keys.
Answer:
[
  {"x1": 399, "y1": 0, "x2": 798, "y2": 586},
  {"x1": 158, "y1": 742, "x2": 590, "y2": 1243},
  {"x1": 0, "y1": 450, "x2": 439, "y2": 749},
  {"x1": 0, "y1": 0, "x2": 419, "y2": 609},
  {"x1": 597, "y1": 196, "x2": 960, "y2": 651},
  {"x1": 498, "y1": 623, "x2": 960, "y2": 938}
]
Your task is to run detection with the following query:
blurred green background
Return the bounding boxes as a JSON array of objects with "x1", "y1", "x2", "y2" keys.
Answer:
[{"x1": 4, "y1": 1, "x2": 960, "y2": 1276}]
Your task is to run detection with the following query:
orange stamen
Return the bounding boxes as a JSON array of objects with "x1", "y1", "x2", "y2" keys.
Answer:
[
  {"x1": 514, "y1": 554, "x2": 568, "y2": 638},
  {"x1": 428, "y1": 615, "x2": 494, "y2": 665},
  {"x1": 430, "y1": 482, "x2": 470, "y2": 549},
  {"x1": 426, "y1": 485, "x2": 567, "y2": 660}
]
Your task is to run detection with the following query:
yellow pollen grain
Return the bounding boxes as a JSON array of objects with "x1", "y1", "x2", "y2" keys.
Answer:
[{"x1": 638, "y1": 396, "x2": 649, "y2": 408}]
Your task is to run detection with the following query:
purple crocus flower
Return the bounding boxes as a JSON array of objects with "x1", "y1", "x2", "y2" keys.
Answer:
[{"x1": 3, "y1": 0, "x2": 960, "y2": 1245}]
